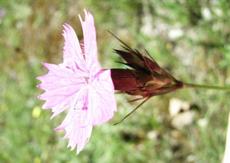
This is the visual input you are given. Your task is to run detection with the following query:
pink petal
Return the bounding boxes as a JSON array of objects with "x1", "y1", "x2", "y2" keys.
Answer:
[
  {"x1": 38, "y1": 63, "x2": 86, "y2": 91},
  {"x1": 62, "y1": 24, "x2": 86, "y2": 71},
  {"x1": 89, "y1": 70, "x2": 117, "y2": 125},
  {"x1": 79, "y1": 10, "x2": 101, "y2": 73},
  {"x1": 56, "y1": 89, "x2": 93, "y2": 153},
  {"x1": 38, "y1": 63, "x2": 87, "y2": 116}
]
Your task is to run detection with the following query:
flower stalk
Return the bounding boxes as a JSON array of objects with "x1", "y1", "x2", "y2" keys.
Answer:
[{"x1": 183, "y1": 82, "x2": 230, "y2": 91}]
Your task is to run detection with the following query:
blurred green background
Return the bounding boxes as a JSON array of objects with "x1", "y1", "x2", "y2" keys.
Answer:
[{"x1": 1, "y1": 0, "x2": 230, "y2": 162}]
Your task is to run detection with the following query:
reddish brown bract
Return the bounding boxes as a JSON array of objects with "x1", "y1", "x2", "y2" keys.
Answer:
[{"x1": 111, "y1": 41, "x2": 183, "y2": 98}]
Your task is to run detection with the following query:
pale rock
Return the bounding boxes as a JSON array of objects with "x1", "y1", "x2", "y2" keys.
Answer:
[
  {"x1": 171, "y1": 111, "x2": 195, "y2": 129},
  {"x1": 169, "y1": 98, "x2": 190, "y2": 117}
]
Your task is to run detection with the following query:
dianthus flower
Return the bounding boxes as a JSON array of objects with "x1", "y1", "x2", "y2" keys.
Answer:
[{"x1": 37, "y1": 10, "x2": 116, "y2": 154}]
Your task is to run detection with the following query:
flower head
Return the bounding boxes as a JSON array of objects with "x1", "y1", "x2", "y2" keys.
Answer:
[{"x1": 37, "y1": 10, "x2": 116, "y2": 154}]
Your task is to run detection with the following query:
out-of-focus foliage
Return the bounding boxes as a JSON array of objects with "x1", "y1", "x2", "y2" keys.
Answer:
[{"x1": 0, "y1": 0, "x2": 230, "y2": 162}]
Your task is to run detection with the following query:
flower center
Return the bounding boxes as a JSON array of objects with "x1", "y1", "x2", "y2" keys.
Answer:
[{"x1": 84, "y1": 77, "x2": 89, "y2": 83}]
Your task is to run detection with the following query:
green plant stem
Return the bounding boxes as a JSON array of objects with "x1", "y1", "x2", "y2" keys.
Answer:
[{"x1": 183, "y1": 82, "x2": 230, "y2": 91}]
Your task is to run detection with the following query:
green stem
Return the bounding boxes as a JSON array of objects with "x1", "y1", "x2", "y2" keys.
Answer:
[{"x1": 183, "y1": 82, "x2": 230, "y2": 91}]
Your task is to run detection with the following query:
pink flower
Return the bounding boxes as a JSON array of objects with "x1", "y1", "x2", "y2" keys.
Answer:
[{"x1": 37, "y1": 10, "x2": 116, "y2": 154}]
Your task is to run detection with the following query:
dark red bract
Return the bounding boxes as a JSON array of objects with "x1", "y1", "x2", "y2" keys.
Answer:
[{"x1": 110, "y1": 39, "x2": 183, "y2": 98}]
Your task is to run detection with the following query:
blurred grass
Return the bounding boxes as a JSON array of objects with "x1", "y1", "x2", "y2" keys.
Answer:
[{"x1": 0, "y1": 0, "x2": 230, "y2": 162}]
